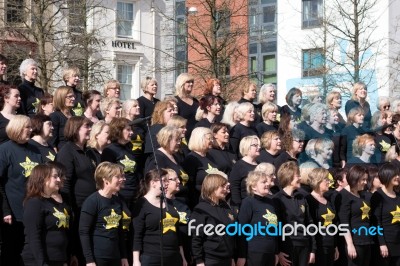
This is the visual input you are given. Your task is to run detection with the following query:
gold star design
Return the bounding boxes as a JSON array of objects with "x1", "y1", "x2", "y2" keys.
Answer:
[
  {"x1": 52, "y1": 208, "x2": 70, "y2": 229},
  {"x1": 178, "y1": 211, "x2": 188, "y2": 224},
  {"x1": 103, "y1": 209, "x2": 121, "y2": 230},
  {"x1": 181, "y1": 138, "x2": 187, "y2": 146},
  {"x1": 72, "y1": 103, "x2": 83, "y2": 116},
  {"x1": 205, "y1": 163, "x2": 218, "y2": 174},
  {"x1": 120, "y1": 155, "x2": 136, "y2": 173},
  {"x1": 122, "y1": 211, "x2": 131, "y2": 230},
  {"x1": 321, "y1": 208, "x2": 335, "y2": 226},
  {"x1": 46, "y1": 151, "x2": 55, "y2": 161},
  {"x1": 180, "y1": 169, "x2": 189, "y2": 186},
  {"x1": 262, "y1": 209, "x2": 278, "y2": 226},
  {"x1": 162, "y1": 212, "x2": 178, "y2": 233},
  {"x1": 328, "y1": 173, "x2": 335, "y2": 188},
  {"x1": 391, "y1": 205, "x2": 400, "y2": 224},
  {"x1": 32, "y1": 98, "x2": 40, "y2": 111},
  {"x1": 131, "y1": 135, "x2": 143, "y2": 151},
  {"x1": 20, "y1": 156, "x2": 39, "y2": 177},
  {"x1": 379, "y1": 140, "x2": 391, "y2": 152},
  {"x1": 360, "y1": 201, "x2": 370, "y2": 220},
  {"x1": 276, "y1": 113, "x2": 281, "y2": 122}
]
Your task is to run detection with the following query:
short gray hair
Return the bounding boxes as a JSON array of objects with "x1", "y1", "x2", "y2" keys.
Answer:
[{"x1": 19, "y1": 59, "x2": 38, "y2": 78}]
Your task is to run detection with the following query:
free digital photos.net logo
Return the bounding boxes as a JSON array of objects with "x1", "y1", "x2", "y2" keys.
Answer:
[{"x1": 188, "y1": 220, "x2": 383, "y2": 241}]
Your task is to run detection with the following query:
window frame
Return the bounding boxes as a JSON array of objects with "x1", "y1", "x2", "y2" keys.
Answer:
[
  {"x1": 302, "y1": 0, "x2": 323, "y2": 29},
  {"x1": 116, "y1": 1, "x2": 135, "y2": 38},
  {"x1": 302, "y1": 48, "x2": 325, "y2": 77}
]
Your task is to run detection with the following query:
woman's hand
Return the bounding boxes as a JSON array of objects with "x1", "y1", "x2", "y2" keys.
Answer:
[
  {"x1": 236, "y1": 258, "x2": 246, "y2": 266},
  {"x1": 308, "y1": 252, "x2": 315, "y2": 264},
  {"x1": 3, "y1": 215, "x2": 12, "y2": 224},
  {"x1": 380, "y1": 245, "x2": 389, "y2": 258},
  {"x1": 121, "y1": 258, "x2": 129, "y2": 266},
  {"x1": 334, "y1": 247, "x2": 339, "y2": 261},
  {"x1": 347, "y1": 244, "x2": 357, "y2": 259},
  {"x1": 278, "y1": 252, "x2": 291, "y2": 266}
]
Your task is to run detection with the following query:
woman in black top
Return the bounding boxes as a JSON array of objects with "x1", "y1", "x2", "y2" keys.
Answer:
[
  {"x1": 229, "y1": 102, "x2": 257, "y2": 155},
  {"x1": 371, "y1": 163, "x2": 400, "y2": 265},
  {"x1": 36, "y1": 93, "x2": 54, "y2": 116},
  {"x1": 325, "y1": 108, "x2": 343, "y2": 168},
  {"x1": 346, "y1": 134, "x2": 376, "y2": 167},
  {"x1": 63, "y1": 66, "x2": 84, "y2": 117},
  {"x1": 29, "y1": 114, "x2": 56, "y2": 162},
  {"x1": 86, "y1": 121, "x2": 110, "y2": 166},
  {"x1": 133, "y1": 169, "x2": 185, "y2": 266},
  {"x1": 204, "y1": 78, "x2": 226, "y2": 121},
  {"x1": 49, "y1": 86, "x2": 75, "y2": 151},
  {"x1": 167, "y1": 115, "x2": 190, "y2": 164},
  {"x1": 326, "y1": 91, "x2": 346, "y2": 125},
  {"x1": 273, "y1": 161, "x2": 316, "y2": 266},
  {"x1": 0, "y1": 115, "x2": 43, "y2": 264},
  {"x1": 256, "y1": 101, "x2": 279, "y2": 137},
  {"x1": 100, "y1": 97, "x2": 121, "y2": 124},
  {"x1": 280, "y1": 87, "x2": 302, "y2": 122},
  {"x1": 22, "y1": 164, "x2": 71, "y2": 266},
  {"x1": 208, "y1": 122, "x2": 237, "y2": 176},
  {"x1": 237, "y1": 171, "x2": 279, "y2": 266},
  {"x1": 17, "y1": 58, "x2": 44, "y2": 117},
  {"x1": 79, "y1": 162, "x2": 128, "y2": 266},
  {"x1": 101, "y1": 118, "x2": 139, "y2": 208},
  {"x1": 182, "y1": 127, "x2": 218, "y2": 208},
  {"x1": 229, "y1": 135, "x2": 260, "y2": 208},
  {"x1": 340, "y1": 107, "x2": 366, "y2": 166},
  {"x1": 337, "y1": 165, "x2": 373, "y2": 266},
  {"x1": 82, "y1": 90, "x2": 101, "y2": 123},
  {"x1": 257, "y1": 130, "x2": 282, "y2": 165},
  {"x1": 345, "y1": 82, "x2": 372, "y2": 130},
  {"x1": 306, "y1": 168, "x2": 339, "y2": 266},
  {"x1": 195, "y1": 95, "x2": 222, "y2": 128},
  {"x1": 145, "y1": 126, "x2": 190, "y2": 202},
  {"x1": 175, "y1": 73, "x2": 199, "y2": 140},
  {"x1": 306, "y1": 103, "x2": 332, "y2": 140},
  {"x1": 275, "y1": 128, "x2": 305, "y2": 172},
  {"x1": 137, "y1": 76, "x2": 160, "y2": 118},
  {"x1": 191, "y1": 173, "x2": 235, "y2": 266},
  {"x1": 0, "y1": 84, "x2": 21, "y2": 144},
  {"x1": 122, "y1": 99, "x2": 145, "y2": 155}
]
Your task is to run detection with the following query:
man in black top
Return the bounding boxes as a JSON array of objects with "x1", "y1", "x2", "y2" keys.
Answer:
[{"x1": 0, "y1": 54, "x2": 8, "y2": 85}]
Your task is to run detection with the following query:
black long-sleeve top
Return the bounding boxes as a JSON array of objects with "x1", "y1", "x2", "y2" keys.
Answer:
[
  {"x1": 273, "y1": 189, "x2": 317, "y2": 252},
  {"x1": 280, "y1": 105, "x2": 302, "y2": 121},
  {"x1": 340, "y1": 124, "x2": 365, "y2": 161},
  {"x1": 101, "y1": 142, "x2": 139, "y2": 205},
  {"x1": 49, "y1": 111, "x2": 70, "y2": 150},
  {"x1": 237, "y1": 195, "x2": 279, "y2": 258},
  {"x1": 70, "y1": 86, "x2": 84, "y2": 117},
  {"x1": 56, "y1": 141, "x2": 96, "y2": 209},
  {"x1": 145, "y1": 149, "x2": 190, "y2": 202},
  {"x1": 207, "y1": 147, "x2": 237, "y2": 176},
  {"x1": 256, "y1": 149, "x2": 280, "y2": 165},
  {"x1": 195, "y1": 118, "x2": 214, "y2": 129},
  {"x1": 325, "y1": 125, "x2": 343, "y2": 168},
  {"x1": 306, "y1": 194, "x2": 337, "y2": 248},
  {"x1": 176, "y1": 96, "x2": 199, "y2": 140},
  {"x1": 370, "y1": 188, "x2": 400, "y2": 246},
  {"x1": 137, "y1": 96, "x2": 160, "y2": 118},
  {"x1": 256, "y1": 122, "x2": 278, "y2": 137},
  {"x1": 345, "y1": 99, "x2": 372, "y2": 129},
  {"x1": 228, "y1": 159, "x2": 257, "y2": 208},
  {"x1": 337, "y1": 188, "x2": 373, "y2": 245},
  {"x1": 0, "y1": 140, "x2": 43, "y2": 221},
  {"x1": 0, "y1": 113, "x2": 9, "y2": 144},
  {"x1": 191, "y1": 198, "x2": 236, "y2": 264},
  {"x1": 274, "y1": 151, "x2": 298, "y2": 174},
  {"x1": 22, "y1": 197, "x2": 71, "y2": 265},
  {"x1": 132, "y1": 197, "x2": 180, "y2": 257},
  {"x1": 18, "y1": 79, "x2": 44, "y2": 117},
  {"x1": 229, "y1": 123, "x2": 257, "y2": 155},
  {"x1": 79, "y1": 192, "x2": 126, "y2": 263},
  {"x1": 144, "y1": 124, "x2": 163, "y2": 154},
  {"x1": 28, "y1": 139, "x2": 56, "y2": 162}
]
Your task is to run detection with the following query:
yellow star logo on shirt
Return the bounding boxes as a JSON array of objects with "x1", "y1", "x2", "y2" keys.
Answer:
[
  {"x1": 32, "y1": 98, "x2": 40, "y2": 111},
  {"x1": 205, "y1": 163, "x2": 218, "y2": 174},
  {"x1": 181, "y1": 138, "x2": 187, "y2": 146},
  {"x1": 276, "y1": 113, "x2": 281, "y2": 122},
  {"x1": 20, "y1": 156, "x2": 39, "y2": 177},
  {"x1": 360, "y1": 201, "x2": 370, "y2": 220},
  {"x1": 180, "y1": 169, "x2": 189, "y2": 186},
  {"x1": 162, "y1": 212, "x2": 178, "y2": 233},
  {"x1": 321, "y1": 208, "x2": 335, "y2": 226},
  {"x1": 72, "y1": 103, "x2": 83, "y2": 116},
  {"x1": 391, "y1": 205, "x2": 400, "y2": 224},
  {"x1": 178, "y1": 211, "x2": 188, "y2": 224},
  {"x1": 379, "y1": 140, "x2": 391, "y2": 152},
  {"x1": 53, "y1": 208, "x2": 70, "y2": 229},
  {"x1": 103, "y1": 209, "x2": 122, "y2": 230},
  {"x1": 328, "y1": 173, "x2": 335, "y2": 188},
  {"x1": 131, "y1": 135, "x2": 143, "y2": 151},
  {"x1": 262, "y1": 209, "x2": 278, "y2": 226},
  {"x1": 120, "y1": 155, "x2": 136, "y2": 173},
  {"x1": 46, "y1": 151, "x2": 55, "y2": 161},
  {"x1": 122, "y1": 211, "x2": 131, "y2": 231}
]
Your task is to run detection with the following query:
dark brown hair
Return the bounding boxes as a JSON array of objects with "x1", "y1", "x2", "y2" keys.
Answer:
[
  {"x1": 64, "y1": 116, "x2": 93, "y2": 142},
  {"x1": 25, "y1": 164, "x2": 54, "y2": 202},
  {"x1": 31, "y1": 114, "x2": 51, "y2": 136},
  {"x1": 108, "y1": 117, "x2": 130, "y2": 142}
]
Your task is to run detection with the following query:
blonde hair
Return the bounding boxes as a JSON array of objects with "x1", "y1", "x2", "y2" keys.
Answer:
[
  {"x1": 140, "y1": 76, "x2": 157, "y2": 92},
  {"x1": 103, "y1": 80, "x2": 120, "y2": 97},
  {"x1": 188, "y1": 127, "x2": 212, "y2": 152},
  {"x1": 236, "y1": 102, "x2": 254, "y2": 121},
  {"x1": 352, "y1": 82, "x2": 367, "y2": 100},
  {"x1": 254, "y1": 162, "x2": 275, "y2": 176},
  {"x1": 100, "y1": 97, "x2": 120, "y2": 116},
  {"x1": 53, "y1": 86, "x2": 73, "y2": 112},
  {"x1": 299, "y1": 161, "x2": 318, "y2": 185},
  {"x1": 201, "y1": 174, "x2": 228, "y2": 202},
  {"x1": 326, "y1": 91, "x2": 341, "y2": 108},
  {"x1": 246, "y1": 171, "x2": 269, "y2": 196},
  {"x1": 157, "y1": 126, "x2": 180, "y2": 148},
  {"x1": 308, "y1": 168, "x2": 330, "y2": 190},
  {"x1": 239, "y1": 135, "x2": 259, "y2": 157},
  {"x1": 62, "y1": 66, "x2": 80, "y2": 83},
  {"x1": 175, "y1": 73, "x2": 194, "y2": 97},
  {"x1": 258, "y1": 83, "x2": 276, "y2": 104},
  {"x1": 260, "y1": 130, "x2": 279, "y2": 150},
  {"x1": 6, "y1": 115, "x2": 30, "y2": 142},
  {"x1": 221, "y1": 101, "x2": 239, "y2": 128},
  {"x1": 87, "y1": 121, "x2": 109, "y2": 149},
  {"x1": 261, "y1": 102, "x2": 278, "y2": 121},
  {"x1": 95, "y1": 162, "x2": 124, "y2": 189},
  {"x1": 121, "y1": 99, "x2": 139, "y2": 118},
  {"x1": 167, "y1": 115, "x2": 187, "y2": 128}
]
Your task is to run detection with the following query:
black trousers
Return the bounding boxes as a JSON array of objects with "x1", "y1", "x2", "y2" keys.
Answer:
[
  {"x1": 247, "y1": 251, "x2": 275, "y2": 266},
  {"x1": 94, "y1": 258, "x2": 121, "y2": 266},
  {"x1": 314, "y1": 246, "x2": 335, "y2": 266},
  {"x1": 1, "y1": 221, "x2": 24, "y2": 266},
  {"x1": 347, "y1": 244, "x2": 371, "y2": 266},
  {"x1": 140, "y1": 253, "x2": 182, "y2": 266},
  {"x1": 285, "y1": 245, "x2": 309, "y2": 266}
]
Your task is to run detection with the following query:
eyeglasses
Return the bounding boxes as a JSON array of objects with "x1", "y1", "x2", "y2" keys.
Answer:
[
  {"x1": 186, "y1": 80, "x2": 194, "y2": 84},
  {"x1": 383, "y1": 105, "x2": 391, "y2": 109},
  {"x1": 168, "y1": 178, "x2": 179, "y2": 182},
  {"x1": 293, "y1": 139, "x2": 304, "y2": 143},
  {"x1": 250, "y1": 144, "x2": 260, "y2": 147},
  {"x1": 66, "y1": 95, "x2": 75, "y2": 99}
]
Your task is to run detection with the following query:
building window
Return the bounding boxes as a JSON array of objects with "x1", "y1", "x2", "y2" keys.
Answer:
[
  {"x1": 117, "y1": 2, "x2": 135, "y2": 37},
  {"x1": 117, "y1": 65, "x2": 133, "y2": 100},
  {"x1": 302, "y1": 0, "x2": 323, "y2": 28},
  {"x1": 68, "y1": 0, "x2": 85, "y2": 34},
  {"x1": 216, "y1": 9, "x2": 230, "y2": 38},
  {"x1": 6, "y1": 0, "x2": 24, "y2": 24},
  {"x1": 303, "y1": 49, "x2": 324, "y2": 77},
  {"x1": 218, "y1": 58, "x2": 230, "y2": 77}
]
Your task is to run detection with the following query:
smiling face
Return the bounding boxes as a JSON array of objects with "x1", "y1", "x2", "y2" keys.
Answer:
[
  {"x1": 363, "y1": 140, "x2": 376, "y2": 156},
  {"x1": 355, "y1": 86, "x2": 367, "y2": 100},
  {"x1": 252, "y1": 176, "x2": 272, "y2": 197},
  {"x1": 107, "y1": 102, "x2": 121, "y2": 119},
  {"x1": 248, "y1": 139, "x2": 261, "y2": 158},
  {"x1": 292, "y1": 94, "x2": 302, "y2": 107},
  {"x1": 24, "y1": 64, "x2": 38, "y2": 81},
  {"x1": 269, "y1": 135, "x2": 282, "y2": 152},
  {"x1": 290, "y1": 172, "x2": 301, "y2": 189},
  {"x1": 0, "y1": 60, "x2": 7, "y2": 76},
  {"x1": 357, "y1": 174, "x2": 368, "y2": 191},
  {"x1": 184, "y1": 80, "x2": 194, "y2": 95},
  {"x1": 318, "y1": 177, "x2": 330, "y2": 193},
  {"x1": 96, "y1": 124, "x2": 110, "y2": 147},
  {"x1": 265, "y1": 86, "x2": 276, "y2": 102},
  {"x1": 65, "y1": 92, "x2": 75, "y2": 107},
  {"x1": 121, "y1": 125, "x2": 133, "y2": 143},
  {"x1": 107, "y1": 173, "x2": 126, "y2": 193},
  {"x1": 244, "y1": 86, "x2": 257, "y2": 101},
  {"x1": 212, "y1": 81, "x2": 221, "y2": 96},
  {"x1": 45, "y1": 169, "x2": 61, "y2": 195},
  {"x1": 66, "y1": 74, "x2": 80, "y2": 87},
  {"x1": 107, "y1": 86, "x2": 120, "y2": 98},
  {"x1": 214, "y1": 126, "x2": 229, "y2": 146},
  {"x1": 266, "y1": 110, "x2": 277, "y2": 123},
  {"x1": 207, "y1": 99, "x2": 221, "y2": 116},
  {"x1": 20, "y1": 121, "x2": 32, "y2": 143},
  {"x1": 146, "y1": 80, "x2": 158, "y2": 96}
]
